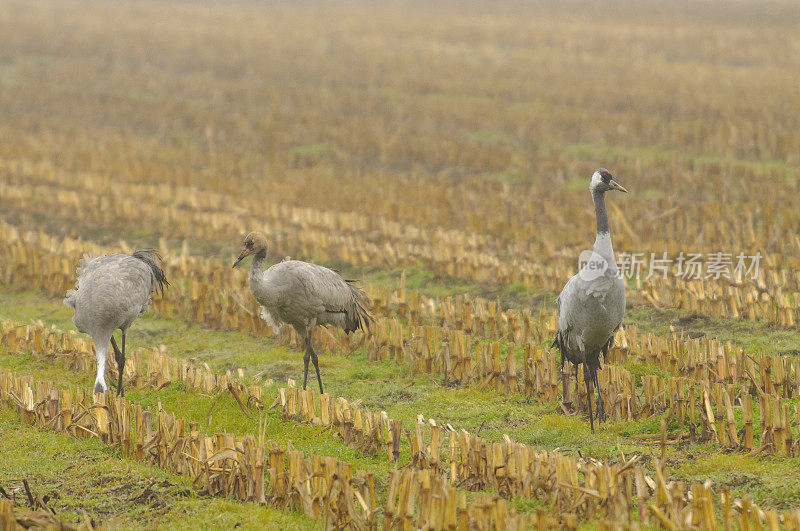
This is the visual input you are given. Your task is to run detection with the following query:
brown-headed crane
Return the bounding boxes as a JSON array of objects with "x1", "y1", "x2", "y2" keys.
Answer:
[{"x1": 233, "y1": 231, "x2": 373, "y2": 394}]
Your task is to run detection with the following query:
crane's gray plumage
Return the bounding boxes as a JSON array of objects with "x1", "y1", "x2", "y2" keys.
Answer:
[
  {"x1": 253, "y1": 260, "x2": 372, "y2": 337},
  {"x1": 553, "y1": 168, "x2": 627, "y2": 432},
  {"x1": 64, "y1": 249, "x2": 169, "y2": 395},
  {"x1": 233, "y1": 231, "x2": 373, "y2": 394}
]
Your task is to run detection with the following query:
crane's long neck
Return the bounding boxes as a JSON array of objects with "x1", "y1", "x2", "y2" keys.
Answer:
[
  {"x1": 249, "y1": 249, "x2": 267, "y2": 281},
  {"x1": 592, "y1": 189, "x2": 616, "y2": 269},
  {"x1": 248, "y1": 249, "x2": 275, "y2": 302}
]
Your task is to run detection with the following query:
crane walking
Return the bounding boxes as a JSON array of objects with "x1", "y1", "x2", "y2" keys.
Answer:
[
  {"x1": 553, "y1": 169, "x2": 628, "y2": 432},
  {"x1": 64, "y1": 250, "x2": 169, "y2": 396},
  {"x1": 233, "y1": 231, "x2": 373, "y2": 394}
]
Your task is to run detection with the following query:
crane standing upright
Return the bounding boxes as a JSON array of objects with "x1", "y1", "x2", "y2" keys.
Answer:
[{"x1": 553, "y1": 169, "x2": 628, "y2": 432}]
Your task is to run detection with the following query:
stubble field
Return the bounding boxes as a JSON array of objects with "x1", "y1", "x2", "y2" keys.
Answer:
[{"x1": 1, "y1": 0, "x2": 800, "y2": 528}]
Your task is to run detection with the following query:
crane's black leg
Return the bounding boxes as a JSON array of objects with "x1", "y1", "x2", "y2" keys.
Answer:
[
  {"x1": 110, "y1": 335, "x2": 125, "y2": 397},
  {"x1": 584, "y1": 363, "x2": 594, "y2": 433},
  {"x1": 560, "y1": 353, "x2": 572, "y2": 409},
  {"x1": 308, "y1": 342, "x2": 324, "y2": 395},
  {"x1": 592, "y1": 368, "x2": 605, "y2": 423},
  {"x1": 120, "y1": 330, "x2": 126, "y2": 397},
  {"x1": 110, "y1": 336, "x2": 121, "y2": 366},
  {"x1": 302, "y1": 339, "x2": 311, "y2": 391}
]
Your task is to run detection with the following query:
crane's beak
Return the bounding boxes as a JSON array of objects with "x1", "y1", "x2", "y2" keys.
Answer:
[
  {"x1": 609, "y1": 179, "x2": 628, "y2": 193},
  {"x1": 232, "y1": 247, "x2": 251, "y2": 268}
]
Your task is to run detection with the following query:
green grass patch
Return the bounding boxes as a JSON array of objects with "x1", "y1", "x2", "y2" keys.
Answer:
[
  {"x1": 0, "y1": 408, "x2": 316, "y2": 530},
  {"x1": 3, "y1": 284, "x2": 800, "y2": 511}
]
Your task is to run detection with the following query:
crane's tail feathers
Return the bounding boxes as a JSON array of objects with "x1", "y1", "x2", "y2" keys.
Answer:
[
  {"x1": 64, "y1": 253, "x2": 98, "y2": 307},
  {"x1": 75, "y1": 253, "x2": 95, "y2": 277},
  {"x1": 552, "y1": 332, "x2": 565, "y2": 353},
  {"x1": 345, "y1": 283, "x2": 374, "y2": 334},
  {"x1": 131, "y1": 249, "x2": 170, "y2": 295},
  {"x1": 71, "y1": 253, "x2": 97, "y2": 290},
  {"x1": 552, "y1": 333, "x2": 565, "y2": 366},
  {"x1": 63, "y1": 289, "x2": 77, "y2": 309},
  {"x1": 259, "y1": 308, "x2": 283, "y2": 334}
]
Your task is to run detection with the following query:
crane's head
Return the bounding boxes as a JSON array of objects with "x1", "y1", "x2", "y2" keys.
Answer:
[
  {"x1": 590, "y1": 168, "x2": 627, "y2": 194},
  {"x1": 233, "y1": 231, "x2": 269, "y2": 268}
]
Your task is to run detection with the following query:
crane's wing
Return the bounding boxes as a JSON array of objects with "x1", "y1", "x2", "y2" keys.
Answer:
[
  {"x1": 556, "y1": 269, "x2": 625, "y2": 358},
  {"x1": 555, "y1": 274, "x2": 586, "y2": 354},
  {"x1": 264, "y1": 260, "x2": 373, "y2": 333},
  {"x1": 64, "y1": 253, "x2": 163, "y2": 314}
]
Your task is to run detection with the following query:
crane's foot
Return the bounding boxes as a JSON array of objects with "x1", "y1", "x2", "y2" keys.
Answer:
[{"x1": 596, "y1": 396, "x2": 606, "y2": 423}]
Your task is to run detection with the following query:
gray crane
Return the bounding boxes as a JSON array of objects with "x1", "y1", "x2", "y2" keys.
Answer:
[
  {"x1": 233, "y1": 231, "x2": 373, "y2": 394},
  {"x1": 553, "y1": 168, "x2": 627, "y2": 432},
  {"x1": 64, "y1": 250, "x2": 169, "y2": 396}
]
